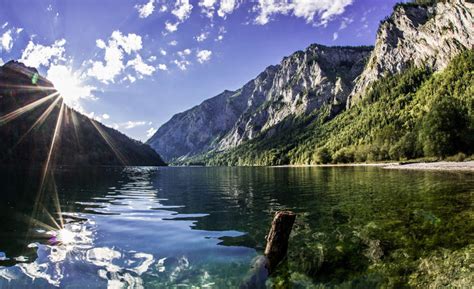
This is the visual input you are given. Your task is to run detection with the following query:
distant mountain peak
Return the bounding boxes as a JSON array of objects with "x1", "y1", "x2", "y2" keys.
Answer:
[{"x1": 148, "y1": 44, "x2": 372, "y2": 162}]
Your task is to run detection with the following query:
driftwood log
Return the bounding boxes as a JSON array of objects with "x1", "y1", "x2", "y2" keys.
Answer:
[
  {"x1": 240, "y1": 211, "x2": 296, "y2": 289},
  {"x1": 264, "y1": 210, "x2": 296, "y2": 273}
]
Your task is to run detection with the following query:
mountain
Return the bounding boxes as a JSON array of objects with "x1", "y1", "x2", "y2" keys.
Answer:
[
  {"x1": 0, "y1": 61, "x2": 166, "y2": 167},
  {"x1": 149, "y1": 0, "x2": 473, "y2": 165},
  {"x1": 348, "y1": 0, "x2": 474, "y2": 106},
  {"x1": 148, "y1": 45, "x2": 373, "y2": 162}
]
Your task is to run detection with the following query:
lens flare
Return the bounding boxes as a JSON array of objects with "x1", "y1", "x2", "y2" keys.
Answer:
[{"x1": 56, "y1": 229, "x2": 76, "y2": 245}]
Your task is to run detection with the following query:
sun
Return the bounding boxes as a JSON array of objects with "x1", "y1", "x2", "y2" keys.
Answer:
[
  {"x1": 46, "y1": 64, "x2": 95, "y2": 111},
  {"x1": 56, "y1": 228, "x2": 76, "y2": 244}
]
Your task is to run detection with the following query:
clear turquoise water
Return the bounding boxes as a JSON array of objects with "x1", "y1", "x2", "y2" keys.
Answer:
[{"x1": 0, "y1": 166, "x2": 472, "y2": 288}]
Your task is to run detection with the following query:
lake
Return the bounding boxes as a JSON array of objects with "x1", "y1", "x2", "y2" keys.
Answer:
[{"x1": 0, "y1": 166, "x2": 472, "y2": 288}]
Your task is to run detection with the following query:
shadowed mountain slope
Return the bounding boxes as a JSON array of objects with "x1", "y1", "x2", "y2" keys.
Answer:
[{"x1": 0, "y1": 61, "x2": 166, "y2": 167}]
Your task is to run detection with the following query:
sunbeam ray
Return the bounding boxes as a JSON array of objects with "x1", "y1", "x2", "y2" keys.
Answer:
[
  {"x1": 21, "y1": 213, "x2": 58, "y2": 232},
  {"x1": 32, "y1": 101, "x2": 65, "y2": 225},
  {"x1": 0, "y1": 92, "x2": 59, "y2": 126},
  {"x1": 12, "y1": 94, "x2": 62, "y2": 148},
  {"x1": 48, "y1": 175, "x2": 64, "y2": 229},
  {"x1": 40, "y1": 204, "x2": 62, "y2": 231},
  {"x1": 0, "y1": 83, "x2": 56, "y2": 91},
  {"x1": 90, "y1": 119, "x2": 128, "y2": 165}
]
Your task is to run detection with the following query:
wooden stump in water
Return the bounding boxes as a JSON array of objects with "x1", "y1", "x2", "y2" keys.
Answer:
[
  {"x1": 240, "y1": 211, "x2": 296, "y2": 289},
  {"x1": 264, "y1": 210, "x2": 296, "y2": 273}
]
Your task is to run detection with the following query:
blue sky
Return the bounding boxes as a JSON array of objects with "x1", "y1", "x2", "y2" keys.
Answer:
[{"x1": 0, "y1": 0, "x2": 402, "y2": 141}]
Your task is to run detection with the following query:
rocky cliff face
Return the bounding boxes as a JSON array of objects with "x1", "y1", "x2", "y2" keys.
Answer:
[
  {"x1": 348, "y1": 0, "x2": 474, "y2": 106},
  {"x1": 148, "y1": 45, "x2": 372, "y2": 161}
]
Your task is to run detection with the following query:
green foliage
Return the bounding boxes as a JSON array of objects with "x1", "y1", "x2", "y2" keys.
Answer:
[
  {"x1": 419, "y1": 96, "x2": 469, "y2": 157},
  {"x1": 313, "y1": 147, "x2": 332, "y2": 164},
  {"x1": 188, "y1": 50, "x2": 474, "y2": 166}
]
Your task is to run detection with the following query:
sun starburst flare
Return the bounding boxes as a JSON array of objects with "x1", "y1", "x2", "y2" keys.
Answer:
[{"x1": 0, "y1": 64, "x2": 127, "y2": 251}]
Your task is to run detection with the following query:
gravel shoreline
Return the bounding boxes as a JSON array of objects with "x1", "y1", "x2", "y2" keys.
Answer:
[
  {"x1": 273, "y1": 161, "x2": 474, "y2": 172},
  {"x1": 384, "y1": 161, "x2": 474, "y2": 172}
]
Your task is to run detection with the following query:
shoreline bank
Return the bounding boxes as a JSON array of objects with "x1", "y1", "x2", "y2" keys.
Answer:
[
  {"x1": 384, "y1": 161, "x2": 474, "y2": 172},
  {"x1": 273, "y1": 161, "x2": 474, "y2": 172}
]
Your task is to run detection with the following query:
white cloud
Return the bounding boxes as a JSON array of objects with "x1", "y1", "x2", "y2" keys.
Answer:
[
  {"x1": 136, "y1": 0, "x2": 155, "y2": 18},
  {"x1": 87, "y1": 44, "x2": 124, "y2": 83},
  {"x1": 164, "y1": 0, "x2": 193, "y2": 33},
  {"x1": 20, "y1": 39, "x2": 66, "y2": 68},
  {"x1": 199, "y1": 0, "x2": 237, "y2": 18},
  {"x1": 177, "y1": 48, "x2": 191, "y2": 57},
  {"x1": 172, "y1": 0, "x2": 193, "y2": 21},
  {"x1": 1, "y1": 27, "x2": 22, "y2": 53},
  {"x1": 0, "y1": 30, "x2": 13, "y2": 52},
  {"x1": 216, "y1": 26, "x2": 226, "y2": 41},
  {"x1": 173, "y1": 59, "x2": 190, "y2": 70},
  {"x1": 160, "y1": 49, "x2": 167, "y2": 56},
  {"x1": 339, "y1": 16, "x2": 353, "y2": 30},
  {"x1": 168, "y1": 40, "x2": 178, "y2": 46},
  {"x1": 127, "y1": 55, "x2": 156, "y2": 77},
  {"x1": 333, "y1": 32, "x2": 338, "y2": 40},
  {"x1": 124, "y1": 121, "x2": 146, "y2": 129},
  {"x1": 111, "y1": 30, "x2": 142, "y2": 53},
  {"x1": 87, "y1": 31, "x2": 148, "y2": 83},
  {"x1": 196, "y1": 50, "x2": 212, "y2": 64},
  {"x1": 126, "y1": 75, "x2": 137, "y2": 83},
  {"x1": 96, "y1": 39, "x2": 106, "y2": 49},
  {"x1": 195, "y1": 32, "x2": 209, "y2": 42},
  {"x1": 148, "y1": 55, "x2": 157, "y2": 62},
  {"x1": 0, "y1": 58, "x2": 4, "y2": 66},
  {"x1": 102, "y1": 113, "x2": 110, "y2": 120},
  {"x1": 165, "y1": 21, "x2": 179, "y2": 33},
  {"x1": 218, "y1": 0, "x2": 237, "y2": 18},
  {"x1": 199, "y1": 0, "x2": 217, "y2": 18},
  {"x1": 111, "y1": 120, "x2": 147, "y2": 129},
  {"x1": 199, "y1": 0, "x2": 217, "y2": 9},
  {"x1": 254, "y1": 0, "x2": 353, "y2": 25},
  {"x1": 158, "y1": 63, "x2": 168, "y2": 70},
  {"x1": 146, "y1": 127, "x2": 157, "y2": 138},
  {"x1": 160, "y1": 5, "x2": 168, "y2": 12}
]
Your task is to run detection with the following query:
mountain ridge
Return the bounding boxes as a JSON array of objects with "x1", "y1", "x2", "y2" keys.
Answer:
[
  {"x1": 148, "y1": 0, "x2": 473, "y2": 164},
  {"x1": 148, "y1": 44, "x2": 373, "y2": 162}
]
